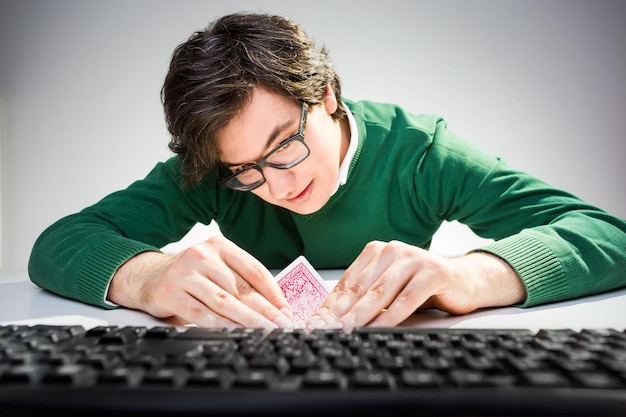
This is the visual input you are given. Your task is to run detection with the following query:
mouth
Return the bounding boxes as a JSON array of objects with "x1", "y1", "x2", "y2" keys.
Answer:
[{"x1": 286, "y1": 181, "x2": 313, "y2": 204}]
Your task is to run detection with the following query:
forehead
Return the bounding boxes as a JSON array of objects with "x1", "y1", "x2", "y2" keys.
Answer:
[{"x1": 217, "y1": 89, "x2": 299, "y2": 165}]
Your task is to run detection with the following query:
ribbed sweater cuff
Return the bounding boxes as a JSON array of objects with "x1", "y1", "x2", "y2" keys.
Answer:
[
  {"x1": 76, "y1": 239, "x2": 159, "y2": 309},
  {"x1": 472, "y1": 234, "x2": 567, "y2": 307}
]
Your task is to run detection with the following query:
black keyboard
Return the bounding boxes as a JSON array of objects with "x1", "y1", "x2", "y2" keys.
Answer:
[{"x1": 1, "y1": 325, "x2": 625, "y2": 416}]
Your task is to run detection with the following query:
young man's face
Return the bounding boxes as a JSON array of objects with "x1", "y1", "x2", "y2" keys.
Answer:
[{"x1": 217, "y1": 87, "x2": 348, "y2": 215}]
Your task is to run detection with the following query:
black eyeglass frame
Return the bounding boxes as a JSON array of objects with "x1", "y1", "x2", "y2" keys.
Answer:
[{"x1": 219, "y1": 103, "x2": 310, "y2": 192}]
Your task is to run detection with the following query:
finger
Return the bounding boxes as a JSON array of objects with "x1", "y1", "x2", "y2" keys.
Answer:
[
  {"x1": 178, "y1": 296, "x2": 242, "y2": 330},
  {"x1": 183, "y1": 238, "x2": 294, "y2": 324},
  {"x1": 364, "y1": 256, "x2": 450, "y2": 328},
  {"x1": 326, "y1": 242, "x2": 435, "y2": 330},
  {"x1": 308, "y1": 241, "x2": 387, "y2": 328},
  {"x1": 183, "y1": 271, "x2": 287, "y2": 329},
  {"x1": 230, "y1": 275, "x2": 294, "y2": 327},
  {"x1": 211, "y1": 237, "x2": 293, "y2": 320},
  {"x1": 226, "y1": 252, "x2": 293, "y2": 319},
  {"x1": 367, "y1": 277, "x2": 435, "y2": 328},
  {"x1": 215, "y1": 262, "x2": 294, "y2": 325},
  {"x1": 336, "y1": 265, "x2": 413, "y2": 331},
  {"x1": 155, "y1": 282, "x2": 242, "y2": 329}
]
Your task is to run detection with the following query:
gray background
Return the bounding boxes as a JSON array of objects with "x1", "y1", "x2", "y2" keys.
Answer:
[{"x1": 1, "y1": 0, "x2": 624, "y2": 272}]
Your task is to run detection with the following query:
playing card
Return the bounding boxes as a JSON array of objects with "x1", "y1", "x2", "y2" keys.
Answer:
[{"x1": 275, "y1": 255, "x2": 331, "y2": 328}]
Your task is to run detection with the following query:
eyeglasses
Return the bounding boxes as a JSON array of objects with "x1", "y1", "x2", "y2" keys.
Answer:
[{"x1": 219, "y1": 103, "x2": 310, "y2": 192}]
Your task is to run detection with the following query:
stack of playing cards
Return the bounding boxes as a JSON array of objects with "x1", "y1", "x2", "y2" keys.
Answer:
[{"x1": 274, "y1": 255, "x2": 331, "y2": 328}]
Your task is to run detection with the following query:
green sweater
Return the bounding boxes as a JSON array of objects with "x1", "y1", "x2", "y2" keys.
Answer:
[{"x1": 28, "y1": 99, "x2": 626, "y2": 310}]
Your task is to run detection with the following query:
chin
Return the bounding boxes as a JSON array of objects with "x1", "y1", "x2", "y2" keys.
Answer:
[
  {"x1": 267, "y1": 182, "x2": 333, "y2": 215},
  {"x1": 290, "y1": 196, "x2": 329, "y2": 215}
]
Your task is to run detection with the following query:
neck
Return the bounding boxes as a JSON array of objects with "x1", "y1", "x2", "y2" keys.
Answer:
[{"x1": 339, "y1": 116, "x2": 351, "y2": 163}]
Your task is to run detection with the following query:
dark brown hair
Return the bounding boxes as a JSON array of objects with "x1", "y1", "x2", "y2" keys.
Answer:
[{"x1": 161, "y1": 12, "x2": 345, "y2": 186}]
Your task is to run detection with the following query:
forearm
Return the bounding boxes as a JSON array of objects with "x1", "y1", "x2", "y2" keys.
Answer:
[
  {"x1": 444, "y1": 252, "x2": 527, "y2": 313},
  {"x1": 107, "y1": 251, "x2": 174, "y2": 315},
  {"x1": 475, "y1": 211, "x2": 626, "y2": 307},
  {"x1": 28, "y1": 213, "x2": 159, "y2": 308}
]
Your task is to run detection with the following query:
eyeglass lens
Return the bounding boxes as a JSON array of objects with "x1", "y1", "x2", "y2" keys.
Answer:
[{"x1": 220, "y1": 103, "x2": 309, "y2": 191}]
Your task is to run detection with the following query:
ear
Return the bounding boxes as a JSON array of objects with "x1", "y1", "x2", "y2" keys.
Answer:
[{"x1": 323, "y1": 84, "x2": 338, "y2": 115}]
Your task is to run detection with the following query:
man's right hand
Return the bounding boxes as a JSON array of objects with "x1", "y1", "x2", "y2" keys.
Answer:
[{"x1": 107, "y1": 235, "x2": 294, "y2": 329}]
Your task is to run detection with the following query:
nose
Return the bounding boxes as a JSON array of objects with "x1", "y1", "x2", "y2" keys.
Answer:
[{"x1": 262, "y1": 167, "x2": 296, "y2": 200}]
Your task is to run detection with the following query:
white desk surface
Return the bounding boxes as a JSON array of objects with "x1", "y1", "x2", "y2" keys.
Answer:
[{"x1": 1, "y1": 270, "x2": 625, "y2": 332}]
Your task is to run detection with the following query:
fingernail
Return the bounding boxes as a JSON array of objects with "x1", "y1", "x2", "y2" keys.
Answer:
[
  {"x1": 306, "y1": 316, "x2": 326, "y2": 329},
  {"x1": 225, "y1": 322, "x2": 243, "y2": 332},
  {"x1": 324, "y1": 318, "x2": 344, "y2": 329},
  {"x1": 339, "y1": 317, "x2": 356, "y2": 332},
  {"x1": 274, "y1": 315, "x2": 293, "y2": 328},
  {"x1": 281, "y1": 307, "x2": 294, "y2": 320},
  {"x1": 257, "y1": 318, "x2": 278, "y2": 331}
]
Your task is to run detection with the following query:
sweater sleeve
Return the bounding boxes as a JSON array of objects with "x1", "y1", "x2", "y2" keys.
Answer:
[
  {"x1": 27, "y1": 157, "x2": 216, "y2": 308},
  {"x1": 417, "y1": 120, "x2": 626, "y2": 307}
]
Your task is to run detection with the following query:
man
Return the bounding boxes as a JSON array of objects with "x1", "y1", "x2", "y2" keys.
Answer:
[{"x1": 28, "y1": 12, "x2": 626, "y2": 331}]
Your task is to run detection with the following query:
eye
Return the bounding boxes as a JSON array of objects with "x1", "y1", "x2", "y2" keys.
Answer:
[
  {"x1": 230, "y1": 162, "x2": 255, "y2": 174},
  {"x1": 275, "y1": 139, "x2": 295, "y2": 153}
]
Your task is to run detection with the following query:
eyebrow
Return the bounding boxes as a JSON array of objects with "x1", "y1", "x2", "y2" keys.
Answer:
[{"x1": 221, "y1": 118, "x2": 296, "y2": 168}]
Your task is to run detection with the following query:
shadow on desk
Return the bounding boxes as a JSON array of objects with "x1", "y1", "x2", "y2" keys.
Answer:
[
  {"x1": 400, "y1": 288, "x2": 626, "y2": 331},
  {"x1": 1, "y1": 279, "x2": 625, "y2": 331},
  {"x1": 0, "y1": 280, "x2": 173, "y2": 328}
]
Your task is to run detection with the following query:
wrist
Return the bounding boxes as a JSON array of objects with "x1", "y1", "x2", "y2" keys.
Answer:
[
  {"x1": 450, "y1": 252, "x2": 526, "y2": 310},
  {"x1": 107, "y1": 251, "x2": 171, "y2": 309}
]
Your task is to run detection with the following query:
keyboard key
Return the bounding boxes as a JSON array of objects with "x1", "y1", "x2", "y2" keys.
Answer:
[
  {"x1": 400, "y1": 369, "x2": 441, "y2": 388},
  {"x1": 302, "y1": 369, "x2": 348, "y2": 390}
]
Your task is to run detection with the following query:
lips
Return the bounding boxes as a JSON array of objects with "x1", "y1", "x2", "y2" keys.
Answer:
[{"x1": 286, "y1": 181, "x2": 313, "y2": 204}]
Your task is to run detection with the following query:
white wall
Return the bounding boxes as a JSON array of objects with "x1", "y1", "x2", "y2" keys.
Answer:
[{"x1": 0, "y1": 0, "x2": 624, "y2": 272}]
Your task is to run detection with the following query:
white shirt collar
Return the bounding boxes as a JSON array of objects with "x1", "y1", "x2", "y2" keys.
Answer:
[{"x1": 331, "y1": 103, "x2": 358, "y2": 195}]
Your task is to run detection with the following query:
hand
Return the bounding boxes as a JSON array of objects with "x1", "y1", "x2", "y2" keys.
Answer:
[
  {"x1": 108, "y1": 235, "x2": 293, "y2": 329},
  {"x1": 306, "y1": 240, "x2": 526, "y2": 331}
]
